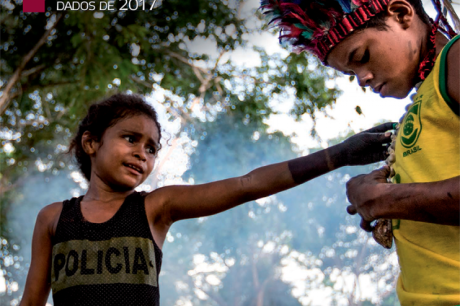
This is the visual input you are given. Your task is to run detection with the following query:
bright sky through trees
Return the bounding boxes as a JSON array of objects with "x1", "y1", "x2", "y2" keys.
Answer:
[{"x1": 1, "y1": 0, "x2": 458, "y2": 305}]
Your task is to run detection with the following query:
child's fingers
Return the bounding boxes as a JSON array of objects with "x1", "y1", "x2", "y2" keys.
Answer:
[
  {"x1": 364, "y1": 122, "x2": 398, "y2": 133},
  {"x1": 371, "y1": 132, "x2": 392, "y2": 143},
  {"x1": 369, "y1": 166, "x2": 391, "y2": 180},
  {"x1": 360, "y1": 219, "x2": 374, "y2": 232},
  {"x1": 346, "y1": 205, "x2": 357, "y2": 215}
]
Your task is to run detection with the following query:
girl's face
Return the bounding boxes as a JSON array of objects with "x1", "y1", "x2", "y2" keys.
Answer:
[
  {"x1": 90, "y1": 114, "x2": 160, "y2": 191},
  {"x1": 326, "y1": 16, "x2": 421, "y2": 99}
]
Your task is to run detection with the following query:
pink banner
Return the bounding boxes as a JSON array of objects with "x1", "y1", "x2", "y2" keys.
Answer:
[{"x1": 23, "y1": 0, "x2": 45, "y2": 12}]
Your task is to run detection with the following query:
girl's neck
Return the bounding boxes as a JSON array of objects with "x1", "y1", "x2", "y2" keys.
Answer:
[{"x1": 84, "y1": 181, "x2": 134, "y2": 203}]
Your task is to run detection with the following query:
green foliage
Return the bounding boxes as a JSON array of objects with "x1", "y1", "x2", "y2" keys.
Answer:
[
  {"x1": 0, "y1": 0, "x2": 359, "y2": 303},
  {"x1": 0, "y1": 0, "x2": 246, "y2": 240},
  {"x1": 0, "y1": 0, "x2": 339, "y2": 202}
]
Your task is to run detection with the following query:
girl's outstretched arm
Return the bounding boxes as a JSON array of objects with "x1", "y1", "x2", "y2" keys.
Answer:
[
  {"x1": 148, "y1": 122, "x2": 394, "y2": 226},
  {"x1": 20, "y1": 203, "x2": 62, "y2": 306}
]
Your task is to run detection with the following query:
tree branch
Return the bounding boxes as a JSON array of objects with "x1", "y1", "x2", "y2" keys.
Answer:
[
  {"x1": 443, "y1": 0, "x2": 460, "y2": 32},
  {"x1": 22, "y1": 64, "x2": 46, "y2": 78},
  {"x1": 129, "y1": 75, "x2": 150, "y2": 88},
  {"x1": 0, "y1": 14, "x2": 63, "y2": 115},
  {"x1": 166, "y1": 50, "x2": 209, "y2": 74},
  {"x1": 348, "y1": 237, "x2": 370, "y2": 305},
  {"x1": 0, "y1": 175, "x2": 27, "y2": 196}
]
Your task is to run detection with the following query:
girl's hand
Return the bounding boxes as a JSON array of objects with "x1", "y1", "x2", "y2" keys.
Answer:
[
  {"x1": 340, "y1": 122, "x2": 395, "y2": 166},
  {"x1": 345, "y1": 166, "x2": 391, "y2": 231}
]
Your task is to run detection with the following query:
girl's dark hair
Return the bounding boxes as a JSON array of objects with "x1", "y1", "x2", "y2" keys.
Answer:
[{"x1": 68, "y1": 93, "x2": 162, "y2": 181}]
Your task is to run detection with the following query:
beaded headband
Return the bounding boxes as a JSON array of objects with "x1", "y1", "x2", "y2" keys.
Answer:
[{"x1": 261, "y1": 0, "x2": 391, "y2": 62}]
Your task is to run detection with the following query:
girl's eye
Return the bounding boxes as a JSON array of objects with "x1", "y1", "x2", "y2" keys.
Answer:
[
  {"x1": 146, "y1": 146, "x2": 156, "y2": 155},
  {"x1": 124, "y1": 136, "x2": 135, "y2": 143}
]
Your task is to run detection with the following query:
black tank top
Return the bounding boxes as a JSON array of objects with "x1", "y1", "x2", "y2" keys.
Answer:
[{"x1": 51, "y1": 191, "x2": 162, "y2": 305}]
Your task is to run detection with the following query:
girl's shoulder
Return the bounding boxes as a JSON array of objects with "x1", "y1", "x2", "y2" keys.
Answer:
[
  {"x1": 37, "y1": 201, "x2": 64, "y2": 237},
  {"x1": 144, "y1": 188, "x2": 170, "y2": 222}
]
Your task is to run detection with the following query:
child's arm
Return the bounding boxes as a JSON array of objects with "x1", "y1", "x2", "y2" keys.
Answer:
[
  {"x1": 20, "y1": 203, "x2": 62, "y2": 306},
  {"x1": 147, "y1": 122, "x2": 393, "y2": 227}
]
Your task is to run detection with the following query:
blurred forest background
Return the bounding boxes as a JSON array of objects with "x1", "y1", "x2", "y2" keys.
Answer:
[{"x1": 0, "y1": 0, "x2": 401, "y2": 305}]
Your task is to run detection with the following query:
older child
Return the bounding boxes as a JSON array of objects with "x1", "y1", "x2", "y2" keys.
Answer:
[
  {"x1": 261, "y1": 0, "x2": 459, "y2": 304},
  {"x1": 19, "y1": 93, "x2": 393, "y2": 305}
]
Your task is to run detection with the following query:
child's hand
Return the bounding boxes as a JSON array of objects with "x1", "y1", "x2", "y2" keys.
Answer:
[
  {"x1": 345, "y1": 166, "x2": 391, "y2": 231},
  {"x1": 340, "y1": 122, "x2": 395, "y2": 166}
]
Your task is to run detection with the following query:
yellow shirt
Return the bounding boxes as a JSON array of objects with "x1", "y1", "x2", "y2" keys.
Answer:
[{"x1": 392, "y1": 35, "x2": 460, "y2": 305}]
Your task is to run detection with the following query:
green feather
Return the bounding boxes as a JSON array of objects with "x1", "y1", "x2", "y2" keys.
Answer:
[
  {"x1": 301, "y1": 30, "x2": 313, "y2": 39},
  {"x1": 294, "y1": 23, "x2": 310, "y2": 30},
  {"x1": 294, "y1": 23, "x2": 314, "y2": 39}
]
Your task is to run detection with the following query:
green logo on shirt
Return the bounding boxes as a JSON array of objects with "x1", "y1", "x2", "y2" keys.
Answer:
[{"x1": 400, "y1": 98, "x2": 422, "y2": 148}]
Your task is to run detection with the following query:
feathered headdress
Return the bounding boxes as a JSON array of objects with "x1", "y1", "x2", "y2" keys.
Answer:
[
  {"x1": 260, "y1": 0, "x2": 390, "y2": 62},
  {"x1": 261, "y1": 0, "x2": 458, "y2": 63}
]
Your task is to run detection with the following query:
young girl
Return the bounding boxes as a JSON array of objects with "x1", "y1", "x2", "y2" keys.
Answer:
[
  {"x1": 19, "y1": 93, "x2": 393, "y2": 305},
  {"x1": 260, "y1": 0, "x2": 459, "y2": 304}
]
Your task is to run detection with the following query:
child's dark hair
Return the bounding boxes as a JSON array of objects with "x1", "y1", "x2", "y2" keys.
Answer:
[
  {"x1": 69, "y1": 93, "x2": 162, "y2": 181},
  {"x1": 361, "y1": 0, "x2": 430, "y2": 31}
]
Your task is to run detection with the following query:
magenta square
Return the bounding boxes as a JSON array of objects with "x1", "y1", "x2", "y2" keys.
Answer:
[{"x1": 23, "y1": 0, "x2": 45, "y2": 12}]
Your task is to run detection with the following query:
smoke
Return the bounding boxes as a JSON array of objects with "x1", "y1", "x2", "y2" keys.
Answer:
[
  {"x1": 2, "y1": 108, "x2": 400, "y2": 306},
  {"x1": 158, "y1": 113, "x2": 400, "y2": 305},
  {"x1": 2, "y1": 170, "x2": 81, "y2": 305}
]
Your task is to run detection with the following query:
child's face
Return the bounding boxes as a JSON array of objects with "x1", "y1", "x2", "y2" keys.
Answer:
[
  {"x1": 90, "y1": 114, "x2": 160, "y2": 191},
  {"x1": 326, "y1": 17, "x2": 420, "y2": 99}
]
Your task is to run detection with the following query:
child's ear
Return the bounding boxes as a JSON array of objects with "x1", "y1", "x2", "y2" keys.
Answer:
[
  {"x1": 81, "y1": 131, "x2": 99, "y2": 155},
  {"x1": 387, "y1": 0, "x2": 414, "y2": 29}
]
